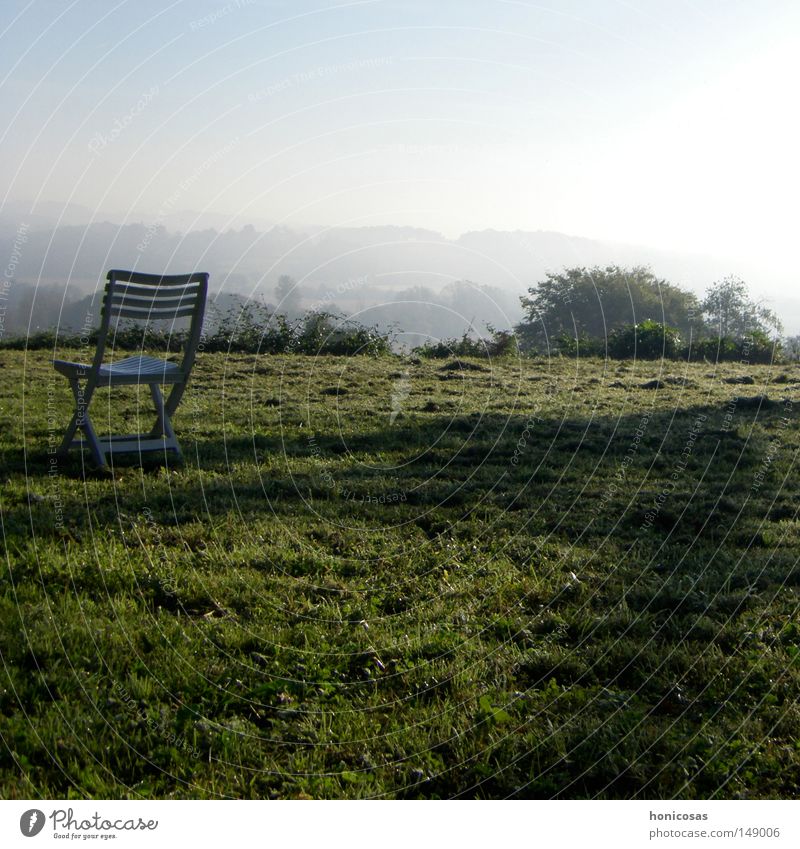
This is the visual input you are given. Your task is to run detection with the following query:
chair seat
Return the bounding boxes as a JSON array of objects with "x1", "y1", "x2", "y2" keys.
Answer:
[{"x1": 54, "y1": 355, "x2": 184, "y2": 385}]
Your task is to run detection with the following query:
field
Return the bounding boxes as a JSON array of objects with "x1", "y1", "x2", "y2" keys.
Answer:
[{"x1": 1, "y1": 349, "x2": 799, "y2": 799}]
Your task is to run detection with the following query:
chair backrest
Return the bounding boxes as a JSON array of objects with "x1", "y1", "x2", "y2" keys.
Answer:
[
  {"x1": 105, "y1": 269, "x2": 208, "y2": 323},
  {"x1": 90, "y1": 270, "x2": 209, "y2": 382}
]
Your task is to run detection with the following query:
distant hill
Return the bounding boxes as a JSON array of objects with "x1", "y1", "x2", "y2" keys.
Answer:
[{"x1": 1, "y1": 215, "x2": 796, "y2": 336}]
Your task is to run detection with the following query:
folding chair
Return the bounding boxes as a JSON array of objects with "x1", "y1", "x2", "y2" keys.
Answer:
[{"x1": 53, "y1": 269, "x2": 208, "y2": 468}]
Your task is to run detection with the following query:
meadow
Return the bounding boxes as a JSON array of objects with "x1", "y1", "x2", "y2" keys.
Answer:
[{"x1": 1, "y1": 348, "x2": 799, "y2": 798}]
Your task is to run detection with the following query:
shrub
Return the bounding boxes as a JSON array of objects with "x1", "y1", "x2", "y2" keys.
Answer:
[
  {"x1": 744, "y1": 329, "x2": 780, "y2": 364},
  {"x1": 2, "y1": 306, "x2": 392, "y2": 357},
  {"x1": 685, "y1": 331, "x2": 779, "y2": 364},
  {"x1": 554, "y1": 332, "x2": 605, "y2": 357},
  {"x1": 202, "y1": 307, "x2": 392, "y2": 356},
  {"x1": 687, "y1": 335, "x2": 738, "y2": 363},
  {"x1": 608, "y1": 320, "x2": 681, "y2": 359},
  {"x1": 484, "y1": 326, "x2": 518, "y2": 358},
  {"x1": 414, "y1": 328, "x2": 518, "y2": 359},
  {"x1": 414, "y1": 334, "x2": 486, "y2": 359},
  {"x1": 296, "y1": 312, "x2": 392, "y2": 356},
  {"x1": 0, "y1": 330, "x2": 59, "y2": 351}
]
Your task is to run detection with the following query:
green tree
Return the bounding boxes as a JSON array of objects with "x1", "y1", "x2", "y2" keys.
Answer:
[
  {"x1": 516, "y1": 265, "x2": 699, "y2": 352},
  {"x1": 608, "y1": 319, "x2": 681, "y2": 359},
  {"x1": 701, "y1": 276, "x2": 782, "y2": 339}
]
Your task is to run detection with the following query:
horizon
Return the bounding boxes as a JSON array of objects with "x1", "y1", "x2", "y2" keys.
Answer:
[
  {"x1": 3, "y1": 203, "x2": 796, "y2": 312},
  {"x1": 4, "y1": 208, "x2": 800, "y2": 336}
]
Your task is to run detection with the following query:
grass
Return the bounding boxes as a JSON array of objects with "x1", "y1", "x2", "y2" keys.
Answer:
[{"x1": 1, "y1": 348, "x2": 799, "y2": 798}]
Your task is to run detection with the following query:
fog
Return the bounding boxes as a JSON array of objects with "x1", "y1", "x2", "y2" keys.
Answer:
[
  {"x1": 3, "y1": 1, "x2": 799, "y2": 336},
  {"x1": 4, "y1": 213, "x2": 797, "y2": 344}
]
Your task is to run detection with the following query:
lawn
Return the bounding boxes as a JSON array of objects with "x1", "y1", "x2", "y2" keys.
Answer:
[{"x1": 1, "y1": 349, "x2": 799, "y2": 798}]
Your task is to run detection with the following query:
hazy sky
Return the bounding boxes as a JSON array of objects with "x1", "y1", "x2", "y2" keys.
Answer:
[{"x1": 3, "y1": 1, "x2": 799, "y2": 278}]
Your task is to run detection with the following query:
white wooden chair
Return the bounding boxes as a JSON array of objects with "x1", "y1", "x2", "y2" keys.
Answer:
[{"x1": 53, "y1": 269, "x2": 208, "y2": 468}]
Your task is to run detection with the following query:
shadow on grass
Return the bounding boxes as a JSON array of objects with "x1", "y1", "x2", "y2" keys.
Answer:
[
  {"x1": 4, "y1": 398, "x2": 783, "y2": 548},
  {"x1": 3, "y1": 393, "x2": 798, "y2": 800}
]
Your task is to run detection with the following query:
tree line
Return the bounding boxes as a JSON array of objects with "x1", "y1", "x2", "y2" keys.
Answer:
[
  {"x1": 512, "y1": 266, "x2": 784, "y2": 362},
  {"x1": 3, "y1": 264, "x2": 793, "y2": 363}
]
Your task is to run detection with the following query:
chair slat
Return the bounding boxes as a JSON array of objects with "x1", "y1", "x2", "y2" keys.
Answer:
[
  {"x1": 109, "y1": 305, "x2": 197, "y2": 320},
  {"x1": 111, "y1": 294, "x2": 200, "y2": 310},
  {"x1": 107, "y1": 269, "x2": 206, "y2": 286},
  {"x1": 108, "y1": 282, "x2": 201, "y2": 299}
]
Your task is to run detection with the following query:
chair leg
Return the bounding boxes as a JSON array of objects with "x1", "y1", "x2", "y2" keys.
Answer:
[
  {"x1": 149, "y1": 383, "x2": 182, "y2": 460},
  {"x1": 57, "y1": 378, "x2": 83, "y2": 456},
  {"x1": 57, "y1": 411, "x2": 80, "y2": 457},
  {"x1": 81, "y1": 410, "x2": 108, "y2": 468},
  {"x1": 57, "y1": 377, "x2": 108, "y2": 468},
  {"x1": 164, "y1": 382, "x2": 186, "y2": 419},
  {"x1": 58, "y1": 377, "x2": 184, "y2": 468},
  {"x1": 149, "y1": 383, "x2": 167, "y2": 438}
]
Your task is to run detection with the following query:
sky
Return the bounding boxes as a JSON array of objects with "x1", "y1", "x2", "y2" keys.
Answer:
[{"x1": 2, "y1": 0, "x2": 800, "y2": 293}]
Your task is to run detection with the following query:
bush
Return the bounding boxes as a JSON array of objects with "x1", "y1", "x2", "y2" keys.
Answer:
[
  {"x1": 685, "y1": 331, "x2": 779, "y2": 364},
  {"x1": 414, "y1": 328, "x2": 518, "y2": 359},
  {"x1": 201, "y1": 303, "x2": 294, "y2": 353},
  {"x1": 687, "y1": 335, "x2": 738, "y2": 363},
  {"x1": 553, "y1": 332, "x2": 605, "y2": 357},
  {"x1": 484, "y1": 326, "x2": 518, "y2": 358},
  {"x1": 2, "y1": 306, "x2": 393, "y2": 357},
  {"x1": 415, "y1": 335, "x2": 484, "y2": 358},
  {"x1": 0, "y1": 330, "x2": 60, "y2": 351},
  {"x1": 202, "y1": 307, "x2": 392, "y2": 356},
  {"x1": 296, "y1": 312, "x2": 392, "y2": 356},
  {"x1": 608, "y1": 320, "x2": 680, "y2": 359},
  {"x1": 745, "y1": 330, "x2": 781, "y2": 364}
]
